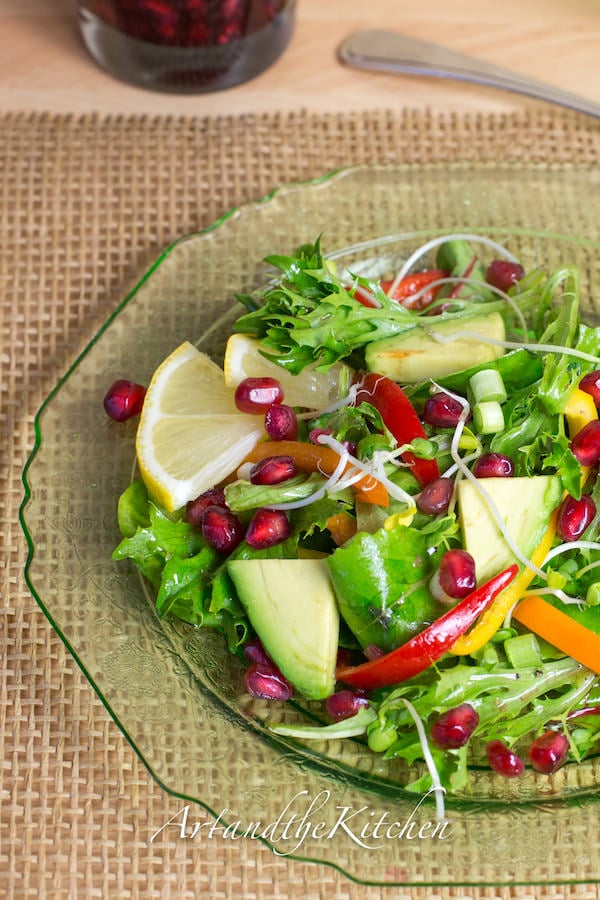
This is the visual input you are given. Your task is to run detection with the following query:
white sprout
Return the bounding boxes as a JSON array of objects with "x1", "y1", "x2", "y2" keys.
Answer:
[
  {"x1": 296, "y1": 382, "x2": 362, "y2": 421},
  {"x1": 521, "y1": 588, "x2": 584, "y2": 607},
  {"x1": 266, "y1": 445, "x2": 350, "y2": 511},
  {"x1": 432, "y1": 380, "x2": 547, "y2": 581},
  {"x1": 542, "y1": 540, "x2": 600, "y2": 567},
  {"x1": 428, "y1": 331, "x2": 600, "y2": 366},
  {"x1": 401, "y1": 699, "x2": 447, "y2": 824},
  {"x1": 317, "y1": 433, "x2": 416, "y2": 507},
  {"x1": 387, "y1": 234, "x2": 518, "y2": 297}
]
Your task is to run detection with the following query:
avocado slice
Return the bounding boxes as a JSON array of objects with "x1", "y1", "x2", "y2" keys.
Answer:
[
  {"x1": 227, "y1": 558, "x2": 339, "y2": 700},
  {"x1": 458, "y1": 475, "x2": 563, "y2": 584},
  {"x1": 365, "y1": 311, "x2": 505, "y2": 383}
]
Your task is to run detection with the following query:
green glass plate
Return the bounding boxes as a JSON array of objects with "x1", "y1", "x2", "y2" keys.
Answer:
[{"x1": 21, "y1": 164, "x2": 600, "y2": 886}]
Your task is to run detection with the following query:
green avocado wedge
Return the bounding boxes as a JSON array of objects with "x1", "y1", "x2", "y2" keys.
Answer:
[
  {"x1": 227, "y1": 558, "x2": 339, "y2": 700},
  {"x1": 458, "y1": 475, "x2": 563, "y2": 584},
  {"x1": 364, "y1": 311, "x2": 505, "y2": 383}
]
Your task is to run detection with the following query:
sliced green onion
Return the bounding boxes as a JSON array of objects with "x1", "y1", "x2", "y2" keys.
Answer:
[
  {"x1": 469, "y1": 368, "x2": 508, "y2": 404},
  {"x1": 473, "y1": 400, "x2": 505, "y2": 434},
  {"x1": 504, "y1": 633, "x2": 543, "y2": 668}
]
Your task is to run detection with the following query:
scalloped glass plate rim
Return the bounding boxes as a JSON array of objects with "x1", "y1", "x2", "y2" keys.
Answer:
[{"x1": 18, "y1": 162, "x2": 600, "y2": 888}]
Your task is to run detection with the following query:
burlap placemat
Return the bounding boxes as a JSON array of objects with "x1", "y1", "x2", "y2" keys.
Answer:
[{"x1": 3, "y1": 108, "x2": 600, "y2": 899}]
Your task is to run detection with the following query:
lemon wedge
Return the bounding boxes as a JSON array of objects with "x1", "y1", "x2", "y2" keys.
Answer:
[
  {"x1": 224, "y1": 333, "x2": 350, "y2": 410},
  {"x1": 136, "y1": 341, "x2": 265, "y2": 512}
]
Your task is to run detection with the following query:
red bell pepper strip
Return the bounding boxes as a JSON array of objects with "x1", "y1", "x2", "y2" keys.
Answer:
[
  {"x1": 354, "y1": 372, "x2": 440, "y2": 487},
  {"x1": 336, "y1": 564, "x2": 518, "y2": 691},
  {"x1": 350, "y1": 270, "x2": 448, "y2": 310},
  {"x1": 380, "y1": 269, "x2": 449, "y2": 310}
]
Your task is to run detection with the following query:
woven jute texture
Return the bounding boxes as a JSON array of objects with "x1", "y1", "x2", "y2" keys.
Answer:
[{"x1": 3, "y1": 108, "x2": 600, "y2": 899}]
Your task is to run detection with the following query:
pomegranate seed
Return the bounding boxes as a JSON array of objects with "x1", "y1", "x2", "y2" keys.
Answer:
[
  {"x1": 243, "y1": 638, "x2": 272, "y2": 667},
  {"x1": 245, "y1": 508, "x2": 290, "y2": 549},
  {"x1": 472, "y1": 452, "x2": 515, "y2": 478},
  {"x1": 417, "y1": 477, "x2": 454, "y2": 515},
  {"x1": 557, "y1": 493, "x2": 596, "y2": 541},
  {"x1": 185, "y1": 488, "x2": 227, "y2": 527},
  {"x1": 201, "y1": 506, "x2": 244, "y2": 554},
  {"x1": 423, "y1": 392, "x2": 468, "y2": 428},
  {"x1": 486, "y1": 739, "x2": 525, "y2": 777},
  {"x1": 309, "y1": 427, "x2": 332, "y2": 444},
  {"x1": 103, "y1": 379, "x2": 146, "y2": 422},
  {"x1": 250, "y1": 455, "x2": 297, "y2": 485},
  {"x1": 244, "y1": 662, "x2": 292, "y2": 701},
  {"x1": 264, "y1": 403, "x2": 298, "y2": 440},
  {"x1": 528, "y1": 731, "x2": 569, "y2": 774},
  {"x1": 431, "y1": 703, "x2": 479, "y2": 749},
  {"x1": 486, "y1": 260, "x2": 525, "y2": 293},
  {"x1": 234, "y1": 377, "x2": 284, "y2": 414},
  {"x1": 438, "y1": 549, "x2": 476, "y2": 599},
  {"x1": 326, "y1": 690, "x2": 370, "y2": 721},
  {"x1": 570, "y1": 420, "x2": 600, "y2": 467},
  {"x1": 363, "y1": 644, "x2": 385, "y2": 661},
  {"x1": 579, "y1": 370, "x2": 600, "y2": 407}
]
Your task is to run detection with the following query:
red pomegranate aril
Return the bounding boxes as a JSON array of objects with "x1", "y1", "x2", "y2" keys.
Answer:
[
  {"x1": 363, "y1": 644, "x2": 385, "y2": 661},
  {"x1": 250, "y1": 455, "x2": 297, "y2": 485},
  {"x1": 423, "y1": 392, "x2": 468, "y2": 428},
  {"x1": 438, "y1": 549, "x2": 476, "y2": 599},
  {"x1": 431, "y1": 703, "x2": 479, "y2": 749},
  {"x1": 472, "y1": 452, "x2": 515, "y2": 478},
  {"x1": 570, "y1": 419, "x2": 600, "y2": 467},
  {"x1": 243, "y1": 638, "x2": 272, "y2": 667},
  {"x1": 185, "y1": 487, "x2": 227, "y2": 527},
  {"x1": 486, "y1": 739, "x2": 525, "y2": 778},
  {"x1": 245, "y1": 508, "x2": 290, "y2": 549},
  {"x1": 579, "y1": 370, "x2": 600, "y2": 407},
  {"x1": 326, "y1": 690, "x2": 370, "y2": 721},
  {"x1": 201, "y1": 506, "x2": 244, "y2": 554},
  {"x1": 234, "y1": 377, "x2": 284, "y2": 414},
  {"x1": 264, "y1": 403, "x2": 298, "y2": 441},
  {"x1": 486, "y1": 260, "x2": 525, "y2": 293},
  {"x1": 557, "y1": 493, "x2": 596, "y2": 541},
  {"x1": 309, "y1": 427, "x2": 332, "y2": 444},
  {"x1": 103, "y1": 379, "x2": 146, "y2": 422},
  {"x1": 417, "y1": 477, "x2": 454, "y2": 515},
  {"x1": 244, "y1": 662, "x2": 292, "y2": 701},
  {"x1": 528, "y1": 731, "x2": 569, "y2": 774}
]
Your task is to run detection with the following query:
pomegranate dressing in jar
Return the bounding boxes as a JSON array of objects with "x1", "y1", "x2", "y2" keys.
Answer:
[{"x1": 78, "y1": 0, "x2": 296, "y2": 92}]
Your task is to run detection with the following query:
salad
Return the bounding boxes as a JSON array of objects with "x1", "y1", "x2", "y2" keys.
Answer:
[{"x1": 106, "y1": 234, "x2": 600, "y2": 811}]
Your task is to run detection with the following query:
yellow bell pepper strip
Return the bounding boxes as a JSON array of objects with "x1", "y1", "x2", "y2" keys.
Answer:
[
  {"x1": 449, "y1": 387, "x2": 598, "y2": 656},
  {"x1": 243, "y1": 440, "x2": 389, "y2": 507},
  {"x1": 336, "y1": 564, "x2": 518, "y2": 690},
  {"x1": 564, "y1": 387, "x2": 598, "y2": 440},
  {"x1": 512, "y1": 595, "x2": 600, "y2": 674},
  {"x1": 563, "y1": 387, "x2": 598, "y2": 483}
]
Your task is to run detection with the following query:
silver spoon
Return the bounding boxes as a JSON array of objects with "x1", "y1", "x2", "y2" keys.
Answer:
[{"x1": 338, "y1": 29, "x2": 600, "y2": 119}]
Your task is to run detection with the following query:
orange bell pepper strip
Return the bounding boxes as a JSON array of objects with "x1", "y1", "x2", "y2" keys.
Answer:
[
  {"x1": 512, "y1": 595, "x2": 600, "y2": 675},
  {"x1": 243, "y1": 440, "x2": 389, "y2": 507},
  {"x1": 325, "y1": 512, "x2": 358, "y2": 546}
]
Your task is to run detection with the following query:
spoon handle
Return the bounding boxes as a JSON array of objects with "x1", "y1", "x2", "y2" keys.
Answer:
[{"x1": 338, "y1": 29, "x2": 600, "y2": 119}]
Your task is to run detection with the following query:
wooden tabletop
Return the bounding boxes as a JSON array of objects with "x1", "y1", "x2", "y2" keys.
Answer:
[{"x1": 3, "y1": 0, "x2": 600, "y2": 116}]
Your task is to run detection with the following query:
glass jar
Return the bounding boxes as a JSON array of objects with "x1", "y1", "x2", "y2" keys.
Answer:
[{"x1": 78, "y1": 0, "x2": 296, "y2": 93}]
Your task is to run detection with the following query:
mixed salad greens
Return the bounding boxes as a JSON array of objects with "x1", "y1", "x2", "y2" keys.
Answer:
[{"x1": 109, "y1": 234, "x2": 600, "y2": 808}]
